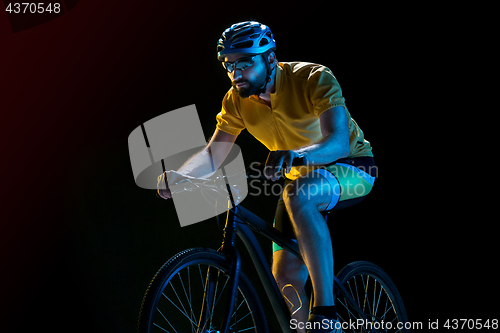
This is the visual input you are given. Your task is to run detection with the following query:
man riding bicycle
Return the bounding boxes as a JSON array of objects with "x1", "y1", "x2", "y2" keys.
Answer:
[{"x1": 157, "y1": 21, "x2": 376, "y2": 333}]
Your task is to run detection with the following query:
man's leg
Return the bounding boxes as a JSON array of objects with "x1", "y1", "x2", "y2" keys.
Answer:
[
  {"x1": 282, "y1": 174, "x2": 335, "y2": 308},
  {"x1": 271, "y1": 172, "x2": 340, "y2": 332},
  {"x1": 272, "y1": 249, "x2": 309, "y2": 333},
  {"x1": 273, "y1": 162, "x2": 375, "y2": 332}
]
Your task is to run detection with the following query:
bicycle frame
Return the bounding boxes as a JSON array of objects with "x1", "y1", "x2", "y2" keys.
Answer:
[{"x1": 208, "y1": 174, "x2": 374, "y2": 333}]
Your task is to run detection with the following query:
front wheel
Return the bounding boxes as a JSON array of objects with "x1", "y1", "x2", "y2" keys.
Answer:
[
  {"x1": 138, "y1": 247, "x2": 269, "y2": 333},
  {"x1": 335, "y1": 261, "x2": 409, "y2": 333}
]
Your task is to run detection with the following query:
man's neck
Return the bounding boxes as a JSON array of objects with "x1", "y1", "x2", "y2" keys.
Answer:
[{"x1": 254, "y1": 66, "x2": 276, "y2": 104}]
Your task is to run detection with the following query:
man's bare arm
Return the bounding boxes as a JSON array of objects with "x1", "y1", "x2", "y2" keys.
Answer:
[{"x1": 157, "y1": 129, "x2": 238, "y2": 199}]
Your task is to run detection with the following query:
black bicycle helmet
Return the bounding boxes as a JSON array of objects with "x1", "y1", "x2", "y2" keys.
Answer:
[{"x1": 217, "y1": 21, "x2": 276, "y2": 61}]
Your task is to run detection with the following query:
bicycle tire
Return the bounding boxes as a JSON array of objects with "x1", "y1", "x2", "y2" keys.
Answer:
[
  {"x1": 138, "y1": 247, "x2": 269, "y2": 333},
  {"x1": 335, "y1": 261, "x2": 409, "y2": 333}
]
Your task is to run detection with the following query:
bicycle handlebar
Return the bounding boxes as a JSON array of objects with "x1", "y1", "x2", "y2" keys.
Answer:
[{"x1": 164, "y1": 156, "x2": 306, "y2": 196}]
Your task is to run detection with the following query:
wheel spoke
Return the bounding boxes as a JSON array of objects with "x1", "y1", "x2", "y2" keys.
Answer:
[
  {"x1": 153, "y1": 321, "x2": 172, "y2": 333},
  {"x1": 373, "y1": 281, "x2": 383, "y2": 319},
  {"x1": 139, "y1": 250, "x2": 267, "y2": 332},
  {"x1": 231, "y1": 326, "x2": 257, "y2": 332},
  {"x1": 354, "y1": 275, "x2": 360, "y2": 310},
  {"x1": 208, "y1": 268, "x2": 221, "y2": 329},
  {"x1": 362, "y1": 275, "x2": 373, "y2": 317},
  {"x1": 155, "y1": 307, "x2": 178, "y2": 333},
  {"x1": 336, "y1": 263, "x2": 408, "y2": 333},
  {"x1": 336, "y1": 296, "x2": 360, "y2": 322},
  {"x1": 170, "y1": 273, "x2": 189, "y2": 321},
  {"x1": 161, "y1": 293, "x2": 200, "y2": 328},
  {"x1": 380, "y1": 302, "x2": 395, "y2": 319},
  {"x1": 213, "y1": 272, "x2": 230, "y2": 311}
]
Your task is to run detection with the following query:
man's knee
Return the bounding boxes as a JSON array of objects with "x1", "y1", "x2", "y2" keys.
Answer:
[
  {"x1": 282, "y1": 178, "x2": 311, "y2": 208},
  {"x1": 282, "y1": 175, "x2": 332, "y2": 214}
]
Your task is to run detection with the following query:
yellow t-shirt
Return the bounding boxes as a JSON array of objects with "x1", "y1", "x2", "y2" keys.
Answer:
[{"x1": 216, "y1": 61, "x2": 373, "y2": 179}]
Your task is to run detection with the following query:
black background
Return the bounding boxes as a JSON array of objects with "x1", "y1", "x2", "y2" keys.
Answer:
[{"x1": 1, "y1": 1, "x2": 494, "y2": 332}]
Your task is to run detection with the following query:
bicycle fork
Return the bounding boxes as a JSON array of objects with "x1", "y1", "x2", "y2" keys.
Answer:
[{"x1": 198, "y1": 190, "x2": 241, "y2": 333}]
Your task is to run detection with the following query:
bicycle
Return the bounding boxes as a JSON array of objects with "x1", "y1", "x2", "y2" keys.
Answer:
[{"x1": 138, "y1": 157, "x2": 409, "y2": 333}]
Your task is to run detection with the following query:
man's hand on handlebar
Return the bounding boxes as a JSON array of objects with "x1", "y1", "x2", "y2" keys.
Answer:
[
  {"x1": 157, "y1": 171, "x2": 208, "y2": 200},
  {"x1": 264, "y1": 150, "x2": 304, "y2": 181},
  {"x1": 157, "y1": 171, "x2": 173, "y2": 200},
  {"x1": 157, "y1": 152, "x2": 306, "y2": 199}
]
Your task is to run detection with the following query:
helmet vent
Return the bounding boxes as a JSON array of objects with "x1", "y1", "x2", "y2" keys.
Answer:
[
  {"x1": 217, "y1": 21, "x2": 276, "y2": 61},
  {"x1": 232, "y1": 40, "x2": 253, "y2": 49}
]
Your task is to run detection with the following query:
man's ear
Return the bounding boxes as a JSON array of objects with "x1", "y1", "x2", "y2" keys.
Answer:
[{"x1": 268, "y1": 51, "x2": 277, "y2": 69}]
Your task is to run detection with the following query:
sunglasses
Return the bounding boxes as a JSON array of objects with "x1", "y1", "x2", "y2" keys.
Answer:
[{"x1": 222, "y1": 55, "x2": 258, "y2": 73}]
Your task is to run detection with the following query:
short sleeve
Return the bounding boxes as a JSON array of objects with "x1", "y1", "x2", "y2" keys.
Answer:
[
  {"x1": 216, "y1": 90, "x2": 246, "y2": 136},
  {"x1": 308, "y1": 66, "x2": 346, "y2": 116}
]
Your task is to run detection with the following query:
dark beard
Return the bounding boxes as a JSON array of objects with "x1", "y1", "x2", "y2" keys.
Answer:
[{"x1": 232, "y1": 75, "x2": 267, "y2": 98}]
